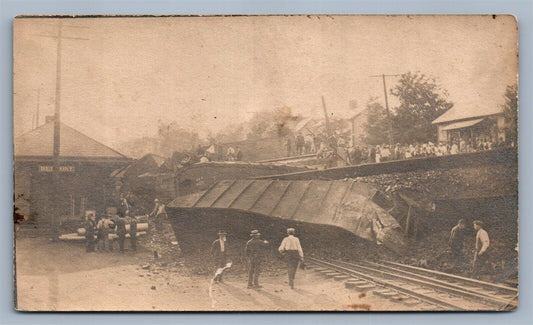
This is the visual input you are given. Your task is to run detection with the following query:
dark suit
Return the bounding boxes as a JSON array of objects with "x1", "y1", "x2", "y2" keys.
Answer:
[
  {"x1": 211, "y1": 238, "x2": 227, "y2": 281},
  {"x1": 115, "y1": 217, "x2": 127, "y2": 252},
  {"x1": 245, "y1": 237, "x2": 269, "y2": 287},
  {"x1": 84, "y1": 219, "x2": 96, "y2": 252},
  {"x1": 449, "y1": 225, "x2": 466, "y2": 270},
  {"x1": 129, "y1": 217, "x2": 138, "y2": 251}
]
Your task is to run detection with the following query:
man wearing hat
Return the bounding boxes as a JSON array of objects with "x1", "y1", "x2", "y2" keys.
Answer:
[
  {"x1": 211, "y1": 230, "x2": 229, "y2": 283},
  {"x1": 472, "y1": 220, "x2": 490, "y2": 278},
  {"x1": 278, "y1": 228, "x2": 304, "y2": 289},
  {"x1": 245, "y1": 230, "x2": 270, "y2": 289},
  {"x1": 115, "y1": 212, "x2": 127, "y2": 253},
  {"x1": 84, "y1": 212, "x2": 97, "y2": 253}
]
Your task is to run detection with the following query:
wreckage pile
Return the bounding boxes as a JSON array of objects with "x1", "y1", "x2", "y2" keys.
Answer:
[
  {"x1": 353, "y1": 169, "x2": 518, "y2": 283},
  {"x1": 138, "y1": 217, "x2": 181, "y2": 262}
]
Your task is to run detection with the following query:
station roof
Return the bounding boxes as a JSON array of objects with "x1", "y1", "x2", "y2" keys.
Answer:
[
  {"x1": 440, "y1": 118, "x2": 485, "y2": 131},
  {"x1": 432, "y1": 104, "x2": 503, "y2": 125},
  {"x1": 169, "y1": 179, "x2": 406, "y2": 252},
  {"x1": 14, "y1": 121, "x2": 129, "y2": 160}
]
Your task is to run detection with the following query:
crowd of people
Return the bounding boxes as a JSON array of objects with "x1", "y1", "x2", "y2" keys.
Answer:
[
  {"x1": 343, "y1": 137, "x2": 508, "y2": 166},
  {"x1": 195, "y1": 144, "x2": 243, "y2": 163},
  {"x1": 211, "y1": 227, "x2": 305, "y2": 290},
  {"x1": 283, "y1": 131, "x2": 512, "y2": 166},
  {"x1": 170, "y1": 128, "x2": 514, "y2": 168}
]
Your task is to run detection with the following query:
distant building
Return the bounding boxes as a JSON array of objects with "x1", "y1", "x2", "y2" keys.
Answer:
[
  {"x1": 14, "y1": 121, "x2": 130, "y2": 225},
  {"x1": 347, "y1": 107, "x2": 369, "y2": 146},
  {"x1": 432, "y1": 104, "x2": 506, "y2": 146}
]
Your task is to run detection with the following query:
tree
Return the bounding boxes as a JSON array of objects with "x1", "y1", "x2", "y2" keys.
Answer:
[
  {"x1": 362, "y1": 97, "x2": 390, "y2": 145},
  {"x1": 502, "y1": 84, "x2": 518, "y2": 144},
  {"x1": 246, "y1": 106, "x2": 299, "y2": 140},
  {"x1": 157, "y1": 121, "x2": 201, "y2": 157},
  {"x1": 390, "y1": 72, "x2": 453, "y2": 143},
  {"x1": 214, "y1": 123, "x2": 246, "y2": 144}
]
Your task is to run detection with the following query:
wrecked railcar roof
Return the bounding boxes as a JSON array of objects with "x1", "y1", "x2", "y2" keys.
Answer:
[{"x1": 168, "y1": 179, "x2": 406, "y2": 253}]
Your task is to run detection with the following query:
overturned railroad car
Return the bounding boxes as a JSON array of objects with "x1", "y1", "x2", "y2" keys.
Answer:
[{"x1": 167, "y1": 179, "x2": 407, "y2": 254}]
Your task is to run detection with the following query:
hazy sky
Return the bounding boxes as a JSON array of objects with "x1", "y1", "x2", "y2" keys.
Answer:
[{"x1": 13, "y1": 15, "x2": 517, "y2": 148}]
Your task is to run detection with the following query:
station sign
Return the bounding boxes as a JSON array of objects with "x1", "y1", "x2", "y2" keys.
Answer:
[{"x1": 39, "y1": 165, "x2": 76, "y2": 172}]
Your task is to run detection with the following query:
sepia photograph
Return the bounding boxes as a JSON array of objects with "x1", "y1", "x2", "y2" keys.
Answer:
[{"x1": 13, "y1": 15, "x2": 518, "y2": 311}]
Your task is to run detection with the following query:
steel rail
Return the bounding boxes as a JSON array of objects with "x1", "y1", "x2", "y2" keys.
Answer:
[
  {"x1": 307, "y1": 257, "x2": 461, "y2": 310},
  {"x1": 311, "y1": 257, "x2": 516, "y2": 311},
  {"x1": 331, "y1": 258, "x2": 513, "y2": 310},
  {"x1": 360, "y1": 260, "x2": 517, "y2": 310},
  {"x1": 381, "y1": 260, "x2": 518, "y2": 294}
]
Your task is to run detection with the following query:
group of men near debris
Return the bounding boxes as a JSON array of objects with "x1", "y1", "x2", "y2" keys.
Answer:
[
  {"x1": 211, "y1": 228, "x2": 304, "y2": 289},
  {"x1": 84, "y1": 210, "x2": 138, "y2": 253},
  {"x1": 448, "y1": 219, "x2": 491, "y2": 278},
  {"x1": 84, "y1": 195, "x2": 170, "y2": 254}
]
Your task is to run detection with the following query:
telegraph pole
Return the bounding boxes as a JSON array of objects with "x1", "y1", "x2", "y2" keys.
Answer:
[
  {"x1": 321, "y1": 96, "x2": 331, "y2": 136},
  {"x1": 370, "y1": 74, "x2": 401, "y2": 148},
  {"x1": 37, "y1": 20, "x2": 89, "y2": 240}
]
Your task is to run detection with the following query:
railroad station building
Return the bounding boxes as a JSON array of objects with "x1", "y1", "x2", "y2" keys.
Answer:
[
  {"x1": 14, "y1": 120, "x2": 130, "y2": 225},
  {"x1": 432, "y1": 104, "x2": 507, "y2": 147}
]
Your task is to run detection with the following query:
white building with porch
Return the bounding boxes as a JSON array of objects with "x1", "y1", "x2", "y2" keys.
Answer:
[{"x1": 432, "y1": 104, "x2": 506, "y2": 148}]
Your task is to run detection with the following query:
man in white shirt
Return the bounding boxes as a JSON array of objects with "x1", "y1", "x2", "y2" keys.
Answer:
[
  {"x1": 148, "y1": 198, "x2": 167, "y2": 232},
  {"x1": 278, "y1": 228, "x2": 304, "y2": 289},
  {"x1": 472, "y1": 220, "x2": 490, "y2": 278},
  {"x1": 147, "y1": 198, "x2": 176, "y2": 257}
]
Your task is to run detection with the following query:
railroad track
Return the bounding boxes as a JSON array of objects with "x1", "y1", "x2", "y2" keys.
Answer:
[{"x1": 307, "y1": 257, "x2": 518, "y2": 311}]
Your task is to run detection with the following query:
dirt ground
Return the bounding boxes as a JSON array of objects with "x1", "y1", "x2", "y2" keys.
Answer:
[{"x1": 14, "y1": 236, "x2": 413, "y2": 311}]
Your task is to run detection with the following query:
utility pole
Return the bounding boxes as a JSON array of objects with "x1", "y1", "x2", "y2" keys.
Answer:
[
  {"x1": 321, "y1": 96, "x2": 331, "y2": 136},
  {"x1": 37, "y1": 20, "x2": 89, "y2": 240},
  {"x1": 370, "y1": 74, "x2": 401, "y2": 148}
]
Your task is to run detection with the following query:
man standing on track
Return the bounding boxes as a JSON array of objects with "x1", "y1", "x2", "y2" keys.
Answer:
[
  {"x1": 245, "y1": 230, "x2": 269, "y2": 289},
  {"x1": 278, "y1": 228, "x2": 304, "y2": 289}
]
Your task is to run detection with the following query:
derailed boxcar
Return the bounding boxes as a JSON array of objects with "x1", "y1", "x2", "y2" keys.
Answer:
[{"x1": 168, "y1": 179, "x2": 407, "y2": 254}]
